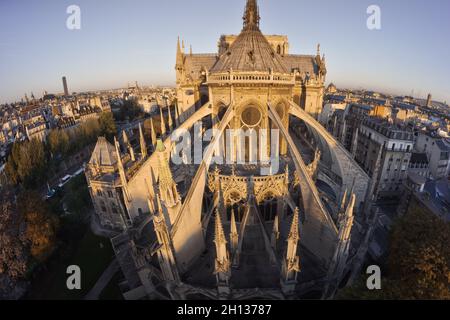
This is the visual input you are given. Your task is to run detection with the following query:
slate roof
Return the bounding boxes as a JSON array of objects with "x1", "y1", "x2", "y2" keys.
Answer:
[
  {"x1": 183, "y1": 54, "x2": 217, "y2": 81},
  {"x1": 210, "y1": 0, "x2": 288, "y2": 74},
  {"x1": 210, "y1": 29, "x2": 289, "y2": 74},
  {"x1": 89, "y1": 137, "x2": 117, "y2": 167},
  {"x1": 282, "y1": 54, "x2": 317, "y2": 75}
]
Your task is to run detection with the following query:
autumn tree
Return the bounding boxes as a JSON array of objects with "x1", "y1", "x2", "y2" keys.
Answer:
[
  {"x1": 18, "y1": 191, "x2": 59, "y2": 261},
  {"x1": 0, "y1": 189, "x2": 28, "y2": 279},
  {"x1": 387, "y1": 202, "x2": 450, "y2": 299},
  {"x1": 338, "y1": 201, "x2": 450, "y2": 300}
]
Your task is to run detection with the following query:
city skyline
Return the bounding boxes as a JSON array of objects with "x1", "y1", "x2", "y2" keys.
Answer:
[
  {"x1": 1, "y1": 0, "x2": 450, "y2": 104},
  {"x1": 1, "y1": 0, "x2": 449, "y2": 302}
]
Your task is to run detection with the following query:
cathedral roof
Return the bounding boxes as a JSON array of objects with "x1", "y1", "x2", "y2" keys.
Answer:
[
  {"x1": 282, "y1": 55, "x2": 318, "y2": 75},
  {"x1": 89, "y1": 137, "x2": 117, "y2": 167},
  {"x1": 210, "y1": 0, "x2": 289, "y2": 74},
  {"x1": 183, "y1": 54, "x2": 217, "y2": 81}
]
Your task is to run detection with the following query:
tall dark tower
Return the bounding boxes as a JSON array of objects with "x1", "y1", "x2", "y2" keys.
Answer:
[
  {"x1": 426, "y1": 93, "x2": 432, "y2": 107},
  {"x1": 62, "y1": 76, "x2": 69, "y2": 96}
]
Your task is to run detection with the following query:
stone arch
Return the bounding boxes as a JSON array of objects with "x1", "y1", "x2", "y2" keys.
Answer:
[
  {"x1": 235, "y1": 99, "x2": 267, "y2": 161},
  {"x1": 216, "y1": 100, "x2": 228, "y2": 121},
  {"x1": 271, "y1": 98, "x2": 290, "y2": 122},
  {"x1": 288, "y1": 101, "x2": 370, "y2": 210},
  {"x1": 256, "y1": 188, "x2": 280, "y2": 221},
  {"x1": 236, "y1": 98, "x2": 264, "y2": 112},
  {"x1": 316, "y1": 179, "x2": 337, "y2": 202},
  {"x1": 224, "y1": 188, "x2": 245, "y2": 206}
]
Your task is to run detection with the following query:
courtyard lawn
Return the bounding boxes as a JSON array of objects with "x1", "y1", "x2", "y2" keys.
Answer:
[{"x1": 26, "y1": 229, "x2": 115, "y2": 300}]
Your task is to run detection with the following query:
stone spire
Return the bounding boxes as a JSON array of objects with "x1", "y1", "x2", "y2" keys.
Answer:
[
  {"x1": 122, "y1": 130, "x2": 135, "y2": 161},
  {"x1": 114, "y1": 137, "x2": 130, "y2": 202},
  {"x1": 281, "y1": 207, "x2": 301, "y2": 295},
  {"x1": 338, "y1": 188, "x2": 348, "y2": 225},
  {"x1": 129, "y1": 144, "x2": 135, "y2": 162},
  {"x1": 210, "y1": 0, "x2": 288, "y2": 74},
  {"x1": 153, "y1": 193, "x2": 181, "y2": 284},
  {"x1": 146, "y1": 177, "x2": 155, "y2": 214},
  {"x1": 174, "y1": 100, "x2": 180, "y2": 127},
  {"x1": 323, "y1": 193, "x2": 356, "y2": 299},
  {"x1": 176, "y1": 36, "x2": 183, "y2": 69},
  {"x1": 340, "y1": 194, "x2": 355, "y2": 243},
  {"x1": 307, "y1": 148, "x2": 321, "y2": 181},
  {"x1": 150, "y1": 117, "x2": 157, "y2": 148},
  {"x1": 213, "y1": 209, "x2": 230, "y2": 296},
  {"x1": 243, "y1": 0, "x2": 260, "y2": 31},
  {"x1": 271, "y1": 214, "x2": 280, "y2": 249},
  {"x1": 287, "y1": 208, "x2": 300, "y2": 244},
  {"x1": 159, "y1": 105, "x2": 167, "y2": 136},
  {"x1": 230, "y1": 209, "x2": 239, "y2": 253},
  {"x1": 214, "y1": 209, "x2": 227, "y2": 248},
  {"x1": 122, "y1": 130, "x2": 129, "y2": 146},
  {"x1": 156, "y1": 139, "x2": 180, "y2": 209},
  {"x1": 139, "y1": 123, "x2": 147, "y2": 159},
  {"x1": 167, "y1": 103, "x2": 174, "y2": 130}
]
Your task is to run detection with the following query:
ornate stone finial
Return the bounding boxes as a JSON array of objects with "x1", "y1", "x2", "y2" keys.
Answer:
[
  {"x1": 150, "y1": 117, "x2": 157, "y2": 148},
  {"x1": 213, "y1": 209, "x2": 230, "y2": 294},
  {"x1": 271, "y1": 214, "x2": 280, "y2": 249},
  {"x1": 230, "y1": 209, "x2": 239, "y2": 252},
  {"x1": 281, "y1": 207, "x2": 301, "y2": 293},
  {"x1": 243, "y1": 0, "x2": 260, "y2": 30},
  {"x1": 288, "y1": 208, "x2": 300, "y2": 242},
  {"x1": 156, "y1": 138, "x2": 180, "y2": 209},
  {"x1": 342, "y1": 194, "x2": 356, "y2": 241},
  {"x1": 167, "y1": 103, "x2": 174, "y2": 130},
  {"x1": 114, "y1": 136, "x2": 130, "y2": 201},
  {"x1": 176, "y1": 36, "x2": 183, "y2": 69},
  {"x1": 159, "y1": 104, "x2": 167, "y2": 136},
  {"x1": 156, "y1": 192, "x2": 164, "y2": 216},
  {"x1": 122, "y1": 129, "x2": 129, "y2": 146},
  {"x1": 139, "y1": 123, "x2": 147, "y2": 159},
  {"x1": 174, "y1": 100, "x2": 180, "y2": 127},
  {"x1": 214, "y1": 209, "x2": 227, "y2": 245},
  {"x1": 317, "y1": 43, "x2": 321, "y2": 56}
]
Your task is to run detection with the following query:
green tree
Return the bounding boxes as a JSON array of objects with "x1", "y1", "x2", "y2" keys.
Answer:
[
  {"x1": 48, "y1": 129, "x2": 70, "y2": 157},
  {"x1": 4, "y1": 143, "x2": 21, "y2": 185},
  {"x1": 5, "y1": 138, "x2": 48, "y2": 188},
  {"x1": 99, "y1": 112, "x2": 117, "y2": 142}
]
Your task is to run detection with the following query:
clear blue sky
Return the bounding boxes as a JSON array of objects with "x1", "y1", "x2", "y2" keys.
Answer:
[{"x1": 0, "y1": 0, "x2": 449, "y2": 104}]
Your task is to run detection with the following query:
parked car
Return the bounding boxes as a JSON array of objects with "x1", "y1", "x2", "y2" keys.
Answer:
[{"x1": 58, "y1": 174, "x2": 72, "y2": 188}]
